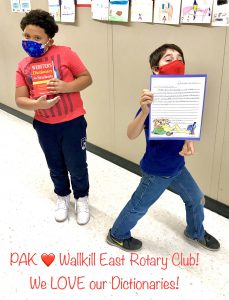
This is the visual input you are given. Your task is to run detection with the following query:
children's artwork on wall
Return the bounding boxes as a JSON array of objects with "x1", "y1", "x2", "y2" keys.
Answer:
[
  {"x1": 11, "y1": 0, "x2": 21, "y2": 12},
  {"x1": 180, "y1": 0, "x2": 214, "y2": 24},
  {"x1": 130, "y1": 0, "x2": 154, "y2": 23},
  {"x1": 153, "y1": 0, "x2": 182, "y2": 24},
  {"x1": 212, "y1": 0, "x2": 229, "y2": 26},
  {"x1": 108, "y1": 0, "x2": 130, "y2": 22},
  {"x1": 20, "y1": 0, "x2": 31, "y2": 12},
  {"x1": 61, "y1": 0, "x2": 76, "y2": 22},
  {"x1": 77, "y1": 0, "x2": 91, "y2": 6},
  {"x1": 48, "y1": 0, "x2": 61, "y2": 21},
  {"x1": 91, "y1": 0, "x2": 109, "y2": 20}
]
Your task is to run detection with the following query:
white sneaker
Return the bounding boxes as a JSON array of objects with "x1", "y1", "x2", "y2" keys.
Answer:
[
  {"x1": 75, "y1": 196, "x2": 90, "y2": 225},
  {"x1": 54, "y1": 195, "x2": 70, "y2": 222}
]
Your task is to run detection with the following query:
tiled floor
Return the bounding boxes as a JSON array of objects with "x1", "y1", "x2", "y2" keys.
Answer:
[{"x1": 0, "y1": 109, "x2": 228, "y2": 300}]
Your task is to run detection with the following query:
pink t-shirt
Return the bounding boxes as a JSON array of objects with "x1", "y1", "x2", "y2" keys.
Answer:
[{"x1": 16, "y1": 45, "x2": 87, "y2": 124}]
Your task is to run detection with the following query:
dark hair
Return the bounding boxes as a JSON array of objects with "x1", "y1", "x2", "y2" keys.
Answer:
[
  {"x1": 149, "y1": 44, "x2": 185, "y2": 69},
  {"x1": 20, "y1": 9, "x2": 59, "y2": 38},
  {"x1": 217, "y1": 0, "x2": 228, "y2": 5}
]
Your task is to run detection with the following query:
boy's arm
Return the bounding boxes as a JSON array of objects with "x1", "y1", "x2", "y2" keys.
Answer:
[
  {"x1": 15, "y1": 86, "x2": 60, "y2": 110},
  {"x1": 47, "y1": 70, "x2": 92, "y2": 94},
  {"x1": 127, "y1": 89, "x2": 153, "y2": 140},
  {"x1": 127, "y1": 111, "x2": 149, "y2": 140}
]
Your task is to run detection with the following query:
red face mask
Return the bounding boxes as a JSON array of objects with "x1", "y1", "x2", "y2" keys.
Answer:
[{"x1": 158, "y1": 60, "x2": 185, "y2": 75}]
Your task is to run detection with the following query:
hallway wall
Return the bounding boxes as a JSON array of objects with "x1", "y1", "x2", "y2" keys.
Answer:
[{"x1": 0, "y1": 0, "x2": 228, "y2": 206}]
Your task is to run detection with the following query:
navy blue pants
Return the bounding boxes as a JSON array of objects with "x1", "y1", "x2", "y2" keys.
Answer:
[{"x1": 33, "y1": 116, "x2": 89, "y2": 199}]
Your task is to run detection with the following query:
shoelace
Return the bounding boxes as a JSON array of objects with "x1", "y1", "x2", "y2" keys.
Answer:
[
  {"x1": 204, "y1": 232, "x2": 211, "y2": 241},
  {"x1": 57, "y1": 197, "x2": 69, "y2": 210},
  {"x1": 76, "y1": 200, "x2": 89, "y2": 213},
  {"x1": 125, "y1": 237, "x2": 133, "y2": 246}
]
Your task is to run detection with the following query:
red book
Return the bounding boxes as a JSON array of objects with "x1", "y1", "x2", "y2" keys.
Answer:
[{"x1": 31, "y1": 62, "x2": 55, "y2": 97}]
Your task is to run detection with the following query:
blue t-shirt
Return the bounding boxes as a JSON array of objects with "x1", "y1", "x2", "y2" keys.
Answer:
[{"x1": 137, "y1": 110, "x2": 185, "y2": 176}]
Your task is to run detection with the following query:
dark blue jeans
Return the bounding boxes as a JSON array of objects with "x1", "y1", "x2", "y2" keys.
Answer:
[
  {"x1": 111, "y1": 166, "x2": 205, "y2": 240},
  {"x1": 33, "y1": 116, "x2": 89, "y2": 199}
]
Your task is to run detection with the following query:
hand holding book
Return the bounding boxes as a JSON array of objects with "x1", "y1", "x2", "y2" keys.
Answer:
[{"x1": 46, "y1": 78, "x2": 68, "y2": 94}]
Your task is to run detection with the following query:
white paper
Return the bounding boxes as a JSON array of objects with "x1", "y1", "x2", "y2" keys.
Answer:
[
  {"x1": 212, "y1": 0, "x2": 229, "y2": 26},
  {"x1": 91, "y1": 0, "x2": 109, "y2": 20},
  {"x1": 180, "y1": 0, "x2": 214, "y2": 24},
  {"x1": 153, "y1": 0, "x2": 182, "y2": 24},
  {"x1": 130, "y1": 0, "x2": 153, "y2": 23},
  {"x1": 11, "y1": 0, "x2": 21, "y2": 12},
  {"x1": 61, "y1": 0, "x2": 76, "y2": 22},
  {"x1": 109, "y1": 0, "x2": 130, "y2": 22},
  {"x1": 20, "y1": 0, "x2": 31, "y2": 12},
  {"x1": 48, "y1": 0, "x2": 61, "y2": 22},
  {"x1": 77, "y1": 0, "x2": 91, "y2": 5},
  {"x1": 149, "y1": 75, "x2": 207, "y2": 140}
]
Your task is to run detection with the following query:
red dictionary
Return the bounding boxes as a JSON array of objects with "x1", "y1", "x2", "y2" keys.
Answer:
[{"x1": 31, "y1": 61, "x2": 55, "y2": 97}]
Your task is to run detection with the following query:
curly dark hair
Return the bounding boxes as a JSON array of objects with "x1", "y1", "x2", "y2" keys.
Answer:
[
  {"x1": 149, "y1": 44, "x2": 185, "y2": 69},
  {"x1": 20, "y1": 9, "x2": 59, "y2": 38}
]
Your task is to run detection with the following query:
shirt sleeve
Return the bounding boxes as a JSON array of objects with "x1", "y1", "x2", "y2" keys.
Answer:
[
  {"x1": 135, "y1": 108, "x2": 149, "y2": 128},
  {"x1": 15, "y1": 63, "x2": 27, "y2": 87},
  {"x1": 66, "y1": 48, "x2": 87, "y2": 77}
]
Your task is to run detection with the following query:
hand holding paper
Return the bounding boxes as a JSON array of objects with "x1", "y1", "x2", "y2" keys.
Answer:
[{"x1": 140, "y1": 89, "x2": 153, "y2": 115}]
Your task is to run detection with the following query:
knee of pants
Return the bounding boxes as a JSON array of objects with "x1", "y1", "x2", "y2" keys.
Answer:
[
  {"x1": 128, "y1": 198, "x2": 149, "y2": 216},
  {"x1": 200, "y1": 196, "x2": 205, "y2": 206},
  {"x1": 50, "y1": 168, "x2": 68, "y2": 177},
  {"x1": 70, "y1": 166, "x2": 88, "y2": 178},
  {"x1": 191, "y1": 196, "x2": 205, "y2": 208}
]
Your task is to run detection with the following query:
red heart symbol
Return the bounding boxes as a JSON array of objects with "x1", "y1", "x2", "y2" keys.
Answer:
[{"x1": 41, "y1": 253, "x2": 55, "y2": 267}]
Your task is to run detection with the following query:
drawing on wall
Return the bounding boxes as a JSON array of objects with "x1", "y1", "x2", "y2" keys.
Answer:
[
  {"x1": 108, "y1": 0, "x2": 130, "y2": 22},
  {"x1": 20, "y1": 0, "x2": 31, "y2": 12},
  {"x1": 61, "y1": 0, "x2": 76, "y2": 22},
  {"x1": 48, "y1": 0, "x2": 61, "y2": 21},
  {"x1": 77, "y1": 0, "x2": 92, "y2": 6},
  {"x1": 153, "y1": 0, "x2": 182, "y2": 24},
  {"x1": 91, "y1": 0, "x2": 109, "y2": 20},
  {"x1": 212, "y1": 0, "x2": 229, "y2": 26},
  {"x1": 180, "y1": 0, "x2": 214, "y2": 24},
  {"x1": 130, "y1": 0, "x2": 154, "y2": 23},
  {"x1": 11, "y1": 0, "x2": 21, "y2": 12}
]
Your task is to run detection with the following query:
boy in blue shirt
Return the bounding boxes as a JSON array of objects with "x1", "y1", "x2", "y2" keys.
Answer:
[{"x1": 107, "y1": 44, "x2": 220, "y2": 252}]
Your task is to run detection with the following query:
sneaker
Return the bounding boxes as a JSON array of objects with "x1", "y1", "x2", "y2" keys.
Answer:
[
  {"x1": 54, "y1": 195, "x2": 70, "y2": 222},
  {"x1": 106, "y1": 229, "x2": 142, "y2": 252},
  {"x1": 184, "y1": 230, "x2": 220, "y2": 251},
  {"x1": 75, "y1": 196, "x2": 90, "y2": 225}
]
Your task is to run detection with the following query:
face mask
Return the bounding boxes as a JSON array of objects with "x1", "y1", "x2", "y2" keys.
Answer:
[
  {"x1": 22, "y1": 40, "x2": 50, "y2": 57},
  {"x1": 158, "y1": 60, "x2": 185, "y2": 75}
]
